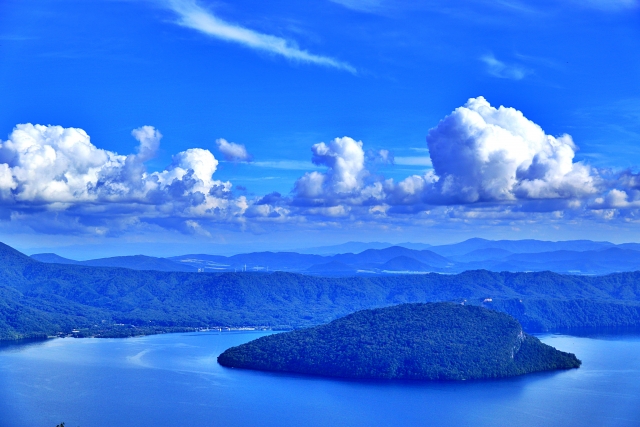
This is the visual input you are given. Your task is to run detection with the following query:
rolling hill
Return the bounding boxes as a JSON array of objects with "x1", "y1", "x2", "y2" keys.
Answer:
[
  {"x1": 218, "y1": 303, "x2": 581, "y2": 380},
  {"x1": 2, "y1": 241, "x2": 640, "y2": 341}
]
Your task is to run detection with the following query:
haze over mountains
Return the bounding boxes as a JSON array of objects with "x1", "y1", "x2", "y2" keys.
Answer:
[
  {"x1": 295, "y1": 242, "x2": 434, "y2": 255},
  {"x1": 31, "y1": 238, "x2": 640, "y2": 276}
]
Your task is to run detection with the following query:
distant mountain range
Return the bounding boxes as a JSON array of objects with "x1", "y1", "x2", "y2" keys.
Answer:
[
  {"x1": 295, "y1": 241, "x2": 433, "y2": 255},
  {"x1": 31, "y1": 253, "x2": 197, "y2": 272},
  {"x1": 31, "y1": 238, "x2": 640, "y2": 276}
]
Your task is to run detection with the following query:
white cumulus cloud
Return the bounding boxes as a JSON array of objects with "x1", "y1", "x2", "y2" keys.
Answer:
[
  {"x1": 294, "y1": 136, "x2": 371, "y2": 203},
  {"x1": 4, "y1": 97, "x2": 634, "y2": 234},
  {"x1": 422, "y1": 96, "x2": 599, "y2": 204},
  {"x1": 285, "y1": 97, "x2": 604, "y2": 221},
  {"x1": 0, "y1": 124, "x2": 124, "y2": 204},
  {"x1": 0, "y1": 124, "x2": 246, "y2": 234}
]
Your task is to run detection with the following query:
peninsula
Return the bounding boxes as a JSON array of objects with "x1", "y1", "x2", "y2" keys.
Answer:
[{"x1": 218, "y1": 303, "x2": 581, "y2": 380}]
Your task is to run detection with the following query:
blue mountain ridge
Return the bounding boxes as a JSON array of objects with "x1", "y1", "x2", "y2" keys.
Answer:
[{"x1": 30, "y1": 239, "x2": 640, "y2": 275}]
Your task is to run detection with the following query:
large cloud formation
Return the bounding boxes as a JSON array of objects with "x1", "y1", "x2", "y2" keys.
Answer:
[
  {"x1": 1, "y1": 97, "x2": 632, "y2": 236},
  {"x1": 285, "y1": 97, "x2": 602, "y2": 219},
  {"x1": 413, "y1": 96, "x2": 599, "y2": 205},
  {"x1": 0, "y1": 124, "x2": 246, "y2": 234}
]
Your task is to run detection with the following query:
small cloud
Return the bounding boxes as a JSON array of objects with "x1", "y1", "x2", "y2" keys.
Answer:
[
  {"x1": 165, "y1": 0, "x2": 356, "y2": 73},
  {"x1": 480, "y1": 53, "x2": 531, "y2": 80},
  {"x1": 215, "y1": 138, "x2": 252, "y2": 162}
]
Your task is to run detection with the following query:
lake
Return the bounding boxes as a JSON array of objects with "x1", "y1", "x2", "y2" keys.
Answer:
[{"x1": 1, "y1": 330, "x2": 639, "y2": 427}]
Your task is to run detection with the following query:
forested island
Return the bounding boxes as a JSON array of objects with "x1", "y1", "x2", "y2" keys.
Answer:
[{"x1": 218, "y1": 303, "x2": 581, "y2": 380}]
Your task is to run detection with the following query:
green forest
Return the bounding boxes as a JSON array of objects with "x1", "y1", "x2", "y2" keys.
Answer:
[
  {"x1": 1, "y1": 242, "x2": 640, "y2": 340},
  {"x1": 218, "y1": 303, "x2": 581, "y2": 380}
]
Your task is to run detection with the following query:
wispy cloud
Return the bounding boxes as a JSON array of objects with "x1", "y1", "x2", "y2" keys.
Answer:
[
  {"x1": 491, "y1": 0, "x2": 541, "y2": 14},
  {"x1": 394, "y1": 156, "x2": 432, "y2": 166},
  {"x1": 480, "y1": 53, "x2": 531, "y2": 80},
  {"x1": 577, "y1": 0, "x2": 638, "y2": 11},
  {"x1": 514, "y1": 53, "x2": 563, "y2": 70},
  {"x1": 328, "y1": 0, "x2": 385, "y2": 13},
  {"x1": 252, "y1": 160, "x2": 321, "y2": 170},
  {"x1": 165, "y1": 0, "x2": 356, "y2": 73},
  {"x1": 0, "y1": 35, "x2": 35, "y2": 41}
]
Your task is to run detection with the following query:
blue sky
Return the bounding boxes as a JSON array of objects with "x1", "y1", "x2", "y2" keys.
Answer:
[{"x1": 0, "y1": 0, "x2": 639, "y2": 257}]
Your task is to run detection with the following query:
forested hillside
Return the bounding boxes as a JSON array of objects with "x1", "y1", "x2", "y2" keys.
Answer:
[{"x1": 2, "y1": 242, "x2": 640, "y2": 340}]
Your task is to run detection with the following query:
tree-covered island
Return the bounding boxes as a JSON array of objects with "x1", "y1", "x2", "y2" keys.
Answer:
[{"x1": 218, "y1": 303, "x2": 581, "y2": 380}]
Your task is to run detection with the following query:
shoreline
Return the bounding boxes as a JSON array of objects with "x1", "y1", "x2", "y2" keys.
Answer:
[
  {"x1": 3, "y1": 323, "x2": 640, "y2": 345},
  {"x1": 0, "y1": 325, "x2": 288, "y2": 344}
]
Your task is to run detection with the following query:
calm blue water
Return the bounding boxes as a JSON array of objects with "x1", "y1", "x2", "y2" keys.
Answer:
[{"x1": 0, "y1": 331, "x2": 639, "y2": 427}]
